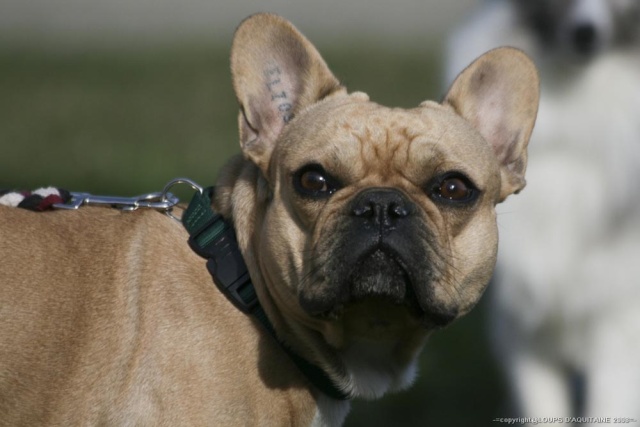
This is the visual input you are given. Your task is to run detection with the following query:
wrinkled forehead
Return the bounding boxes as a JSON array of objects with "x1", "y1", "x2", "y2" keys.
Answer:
[{"x1": 276, "y1": 96, "x2": 496, "y2": 179}]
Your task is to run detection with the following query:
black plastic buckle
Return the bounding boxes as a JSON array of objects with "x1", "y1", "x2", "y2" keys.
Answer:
[
  {"x1": 204, "y1": 229, "x2": 258, "y2": 313},
  {"x1": 187, "y1": 214, "x2": 259, "y2": 314},
  {"x1": 187, "y1": 213, "x2": 228, "y2": 259},
  {"x1": 207, "y1": 262, "x2": 258, "y2": 314}
]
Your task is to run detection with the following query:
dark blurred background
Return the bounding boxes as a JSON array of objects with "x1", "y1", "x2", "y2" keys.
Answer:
[{"x1": 0, "y1": 1, "x2": 509, "y2": 425}]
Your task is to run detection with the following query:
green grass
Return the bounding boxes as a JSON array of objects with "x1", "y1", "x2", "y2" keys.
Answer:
[
  {"x1": 0, "y1": 44, "x2": 444, "y2": 194},
  {"x1": 0, "y1": 43, "x2": 506, "y2": 426},
  {"x1": 0, "y1": 46, "x2": 237, "y2": 194}
]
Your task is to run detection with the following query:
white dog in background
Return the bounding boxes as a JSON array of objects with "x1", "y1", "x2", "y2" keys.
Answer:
[{"x1": 445, "y1": 0, "x2": 640, "y2": 419}]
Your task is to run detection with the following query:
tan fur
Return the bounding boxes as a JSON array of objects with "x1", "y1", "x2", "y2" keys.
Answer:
[
  {"x1": 0, "y1": 207, "x2": 316, "y2": 426},
  {"x1": 0, "y1": 13, "x2": 539, "y2": 426}
]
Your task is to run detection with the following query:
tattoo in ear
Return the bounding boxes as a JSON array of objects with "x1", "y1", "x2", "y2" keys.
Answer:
[{"x1": 264, "y1": 65, "x2": 294, "y2": 123}]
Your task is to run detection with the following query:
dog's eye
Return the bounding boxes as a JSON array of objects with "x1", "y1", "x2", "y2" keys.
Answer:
[
  {"x1": 293, "y1": 165, "x2": 340, "y2": 198},
  {"x1": 430, "y1": 173, "x2": 479, "y2": 205},
  {"x1": 440, "y1": 176, "x2": 470, "y2": 200},
  {"x1": 300, "y1": 170, "x2": 328, "y2": 193}
]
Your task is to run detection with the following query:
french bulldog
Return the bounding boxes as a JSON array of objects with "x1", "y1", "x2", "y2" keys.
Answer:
[{"x1": 0, "y1": 13, "x2": 539, "y2": 426}]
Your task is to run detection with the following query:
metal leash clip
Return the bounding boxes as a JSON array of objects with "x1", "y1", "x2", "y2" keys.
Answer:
[
  {"x1": 161, "y1": 178, "x2": 204, "y2": 222},
  {"x1": 52, "y1": 191, "x2": 180, "y2": 212},
  {"x1": 52, "y1": 177, "x2": 204, "y2": 223}
]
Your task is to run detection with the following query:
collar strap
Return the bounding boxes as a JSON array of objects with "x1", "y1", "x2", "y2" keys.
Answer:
[{"x1": 182, "y1": 187, "x2": 350, "y2": 401}]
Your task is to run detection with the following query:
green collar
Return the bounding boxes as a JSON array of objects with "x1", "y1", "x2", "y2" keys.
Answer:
[{"x1": 182, "y1": 187, "x2": 350, "y2": 401}]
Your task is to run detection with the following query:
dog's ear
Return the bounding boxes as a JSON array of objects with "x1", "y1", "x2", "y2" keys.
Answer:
[
  {"x1": 442, "y1": 47, "x2": 539, "y2": 202},
  {"x1": 230, "y1": 13, "x2": 344, "y2": 173}
]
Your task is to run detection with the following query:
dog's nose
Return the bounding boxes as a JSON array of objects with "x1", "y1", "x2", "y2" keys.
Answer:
[
  {"x1": 572, "y1": 22, "x2": 597, "y2": 55},
  {"x1": 351, "y1": 188, "x2": 412, "y2": 229}
]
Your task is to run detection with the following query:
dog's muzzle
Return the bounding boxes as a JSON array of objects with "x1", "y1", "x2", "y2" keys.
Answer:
[
  {"x1": 347, "y1": 188, "x2": 416, "y2": 303},
  {"x1": 301, "y1": 188, "x2": 457, "y2": 327}
]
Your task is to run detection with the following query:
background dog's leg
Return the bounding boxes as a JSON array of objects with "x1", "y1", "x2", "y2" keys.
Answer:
[
  {"x1": 506, "y1": 350, "x2": 572, "y2": 420},
  {"x1": 585, "y1": 311, "x2": 640, "y2": 418}
]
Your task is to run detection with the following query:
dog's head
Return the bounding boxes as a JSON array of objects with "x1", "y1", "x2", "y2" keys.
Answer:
[
  {"x1": 514, "y1": 0, "x2": 640, "y2": 58},
  {"x1": 222, "y1": 13, "x2": 538, "y2": 387}
]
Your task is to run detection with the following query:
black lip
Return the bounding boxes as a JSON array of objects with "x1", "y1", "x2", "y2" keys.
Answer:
[
  {"x1": 340, "y1": 244, "x2": 458, "y2": 328},
  {"x1": 350, "y1": 243, "x2": 409, "y2": 280},
  {"x1": 346, "y1": 244, "x2": 420, "y2": 308}
]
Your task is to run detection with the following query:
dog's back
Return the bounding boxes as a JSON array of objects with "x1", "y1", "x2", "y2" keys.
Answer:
[
  {"x1": 445, "y1": 0, "x2": 640, "y2": 418},
  {"x1": 0, "y1": 206, "x2": 315, "y2": 425}
]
